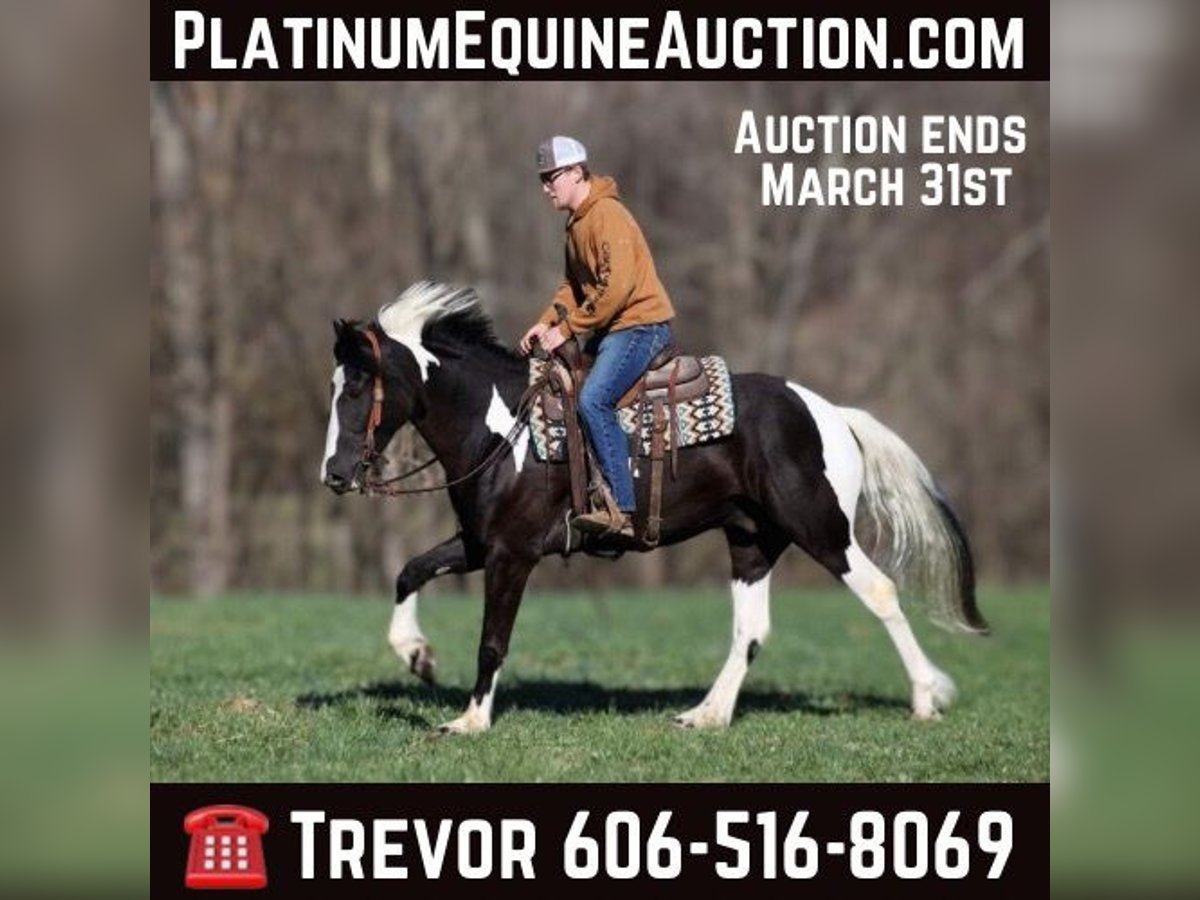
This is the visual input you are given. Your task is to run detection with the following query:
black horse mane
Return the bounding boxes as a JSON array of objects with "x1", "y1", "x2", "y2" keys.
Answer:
[{"x1": 426, "y1": 304, "x2": 507, "y2": 353}]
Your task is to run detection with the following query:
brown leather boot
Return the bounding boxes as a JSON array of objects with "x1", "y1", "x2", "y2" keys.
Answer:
[{"x1": 571, "y1": 508, "x2": 634, "y2": 537}]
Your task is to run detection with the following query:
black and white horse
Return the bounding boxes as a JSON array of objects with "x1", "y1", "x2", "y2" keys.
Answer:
[{"x1": 321, "y1": 282, "x2": 988, "y2": 733}]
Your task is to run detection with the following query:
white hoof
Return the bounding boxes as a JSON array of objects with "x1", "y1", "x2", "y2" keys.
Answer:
[
  {"x1": 437, "y1": 710, "x2": 490, "y2": 735},
  {"x1": 674, "y1": 704, "x2": 732, "y2": 729},
  {"x1": 930, "y1": 669, "x2": 957, "y2": 710},
  {"x1": 912, "y1": 669, "x2": 955, "y2": 720}
]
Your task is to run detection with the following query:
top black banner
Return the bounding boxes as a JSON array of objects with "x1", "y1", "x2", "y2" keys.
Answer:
[{"x1": 151, "y1": 1, "x2": 1049, "y2": 81}]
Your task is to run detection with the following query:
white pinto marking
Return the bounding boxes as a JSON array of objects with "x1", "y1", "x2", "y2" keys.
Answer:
[
  {"x1": 786, "y1": 382, "x2": 863, "y2": 521},
  {"x1": 440, "y1": 668, "x2": 501, "y2": 734},
  {"x1": 388, "y1": 593, "x2": 436, "y2": 682},
  {"x1": 387, "y1": 593, "x2": 425, "y2": 657},
  {"x1": 378, "y1": 281, "x2": 479, "y2": 382},
  {"x1": 676, "y1": 574, "x2": 771, "y2": 729},
  {"x1": 320, "y1": 365, "x2": 346, "y2": 483},
  {"x1": 841, "y1": 543, "x2": 955, "y2": 719},
  {"x1": 485, "y1": 385, "x2": 530, "y2": 474},
  {"x1": 792, "y1": 380, "x2": 958, "y2": 719}
]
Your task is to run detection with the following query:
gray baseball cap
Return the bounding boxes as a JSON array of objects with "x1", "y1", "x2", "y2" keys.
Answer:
[{"x1": 536, "y1": 136, "x2": 587, "y2": 173}]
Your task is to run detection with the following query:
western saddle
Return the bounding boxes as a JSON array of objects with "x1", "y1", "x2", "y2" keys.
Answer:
[{"x1": 537, "y1": 330, "x2": 709, "y2": 548}]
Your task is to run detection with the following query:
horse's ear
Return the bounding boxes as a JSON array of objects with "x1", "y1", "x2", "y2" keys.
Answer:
[{"x1": 332, "y1": 319, "x2": 364, "y2": 368}]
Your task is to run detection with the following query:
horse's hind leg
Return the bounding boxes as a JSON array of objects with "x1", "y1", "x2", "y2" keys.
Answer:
[
  {"x1": 838, "y1": 542, "x2": 955, "y2": 719},
  {"x1": 676, "y1": 526, "x2": 788, "y2": 729},
  {"x1": 764, "y1": 384, "x2": 954, "y2": 719},
  {"x1": 389, "y1": 534, "x2": 483, "y2": 684}
]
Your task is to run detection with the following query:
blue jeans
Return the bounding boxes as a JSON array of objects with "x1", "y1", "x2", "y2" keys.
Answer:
[{"x1": 577, "y1": 323, "x2": 673, "y2": 512}]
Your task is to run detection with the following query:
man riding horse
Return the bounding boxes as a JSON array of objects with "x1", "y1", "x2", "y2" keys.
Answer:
[
  {"x1": 518, "y1": 136, "x2": 675, "y2": 538},
  {"x1": 320, "y1": 142, "x2": 987, "y2": 734}
]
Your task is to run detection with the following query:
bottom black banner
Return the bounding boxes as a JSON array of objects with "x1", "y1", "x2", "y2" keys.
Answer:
[{"x1": 152, "y1": 782, "x2": 1046, "y2": 896}]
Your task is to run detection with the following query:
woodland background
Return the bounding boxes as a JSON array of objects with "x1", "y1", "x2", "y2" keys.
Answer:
[{"x1": 150, "y1": 81, "x2": 1047, "y2": 597}]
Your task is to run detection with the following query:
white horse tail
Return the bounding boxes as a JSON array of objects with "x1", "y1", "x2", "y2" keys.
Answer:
[{"x1": 839, "y1": 407, "x2": 990, "y2": 635}]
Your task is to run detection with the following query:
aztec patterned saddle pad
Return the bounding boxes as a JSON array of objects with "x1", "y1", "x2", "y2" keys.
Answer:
[{"x1": 527, "y1": 355, "x2": 736, "y2": 463}]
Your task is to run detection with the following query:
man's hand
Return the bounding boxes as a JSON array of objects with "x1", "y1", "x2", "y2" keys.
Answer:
[
  {"x1": 538, "y1": 326, "x2": 567, "y2": 353},
  {"x1": 518, "y1": 322, "x2": 550, "y2": 355}
]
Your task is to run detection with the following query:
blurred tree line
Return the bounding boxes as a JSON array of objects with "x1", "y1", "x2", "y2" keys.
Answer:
[{"x1": 150, "y1": 81, "x2": 1047, "y2": 598}]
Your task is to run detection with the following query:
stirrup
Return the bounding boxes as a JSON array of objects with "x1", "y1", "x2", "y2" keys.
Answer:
[{"x1": 571, "y1": 508, "x2": 633, "y2": 537}]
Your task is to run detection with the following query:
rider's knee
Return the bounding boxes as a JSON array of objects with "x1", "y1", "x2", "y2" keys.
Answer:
[{"x1": 578, "y1": 381, "x2": 609, "y2": 416}]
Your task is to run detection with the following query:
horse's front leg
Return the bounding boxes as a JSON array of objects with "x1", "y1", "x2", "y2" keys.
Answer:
[
  {"x1": 389, "y1": 533, "x2": 483, "y2": 684},
  {"x1": 439, "y1": 545, "x2": 535, "y2": 734}
]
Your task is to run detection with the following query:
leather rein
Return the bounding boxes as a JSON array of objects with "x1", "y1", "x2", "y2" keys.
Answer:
[{"x1": 356, "y1": 328, "x2": 545, "y2": 497}]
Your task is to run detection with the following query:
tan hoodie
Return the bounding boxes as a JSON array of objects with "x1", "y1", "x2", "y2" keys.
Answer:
[{"x1": 538, "y1": 176, "x2": 675, "y2": 338}]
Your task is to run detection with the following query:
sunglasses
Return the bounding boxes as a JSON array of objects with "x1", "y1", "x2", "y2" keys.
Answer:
[{"x1": 539, "y1": 166, "x2": 575, "y2": 186}]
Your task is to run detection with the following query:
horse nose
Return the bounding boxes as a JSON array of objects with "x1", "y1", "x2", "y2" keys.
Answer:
[{"x1": 324, "y1": 472, "x2": 349, "y2": 493}]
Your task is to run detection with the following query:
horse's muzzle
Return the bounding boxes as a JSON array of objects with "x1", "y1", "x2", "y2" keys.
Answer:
[{"x1": 323, "y1": 472, "x2": 352, "y2": 494}]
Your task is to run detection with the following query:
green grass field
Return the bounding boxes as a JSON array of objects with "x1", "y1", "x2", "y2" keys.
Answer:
[{"x1": 151, "y1": 586, "x2": 1047, "y2": 782}]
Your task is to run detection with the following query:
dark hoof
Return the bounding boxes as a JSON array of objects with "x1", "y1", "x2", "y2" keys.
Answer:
[{"x1": 409, "y1": 647, "x2": 437, "y2": 685}]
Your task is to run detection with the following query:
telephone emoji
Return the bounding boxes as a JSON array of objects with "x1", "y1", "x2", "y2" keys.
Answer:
[{"x1": 183, "y1": 805, "x2": 268, "y2": 889}]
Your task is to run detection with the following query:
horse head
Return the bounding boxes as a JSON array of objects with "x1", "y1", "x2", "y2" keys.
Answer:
[
  {"x1": 320, "y1": 282, "x2": 500, "y2": 494},
  {"x1": 320, "y1": 317, "x2": 427, "y2": 494}
]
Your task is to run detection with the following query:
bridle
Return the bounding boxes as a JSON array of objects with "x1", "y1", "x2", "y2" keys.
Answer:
[
  {"x1": 358, "y1": 328, "x2": 388, "y2": 471},
  {"x1": 352, "y1": 326, "x2": 546, "y2": 497}
]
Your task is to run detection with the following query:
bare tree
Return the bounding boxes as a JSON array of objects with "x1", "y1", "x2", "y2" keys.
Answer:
[{"x1": 150, "y1": 82, "x2": 1049, "y2": 596}]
